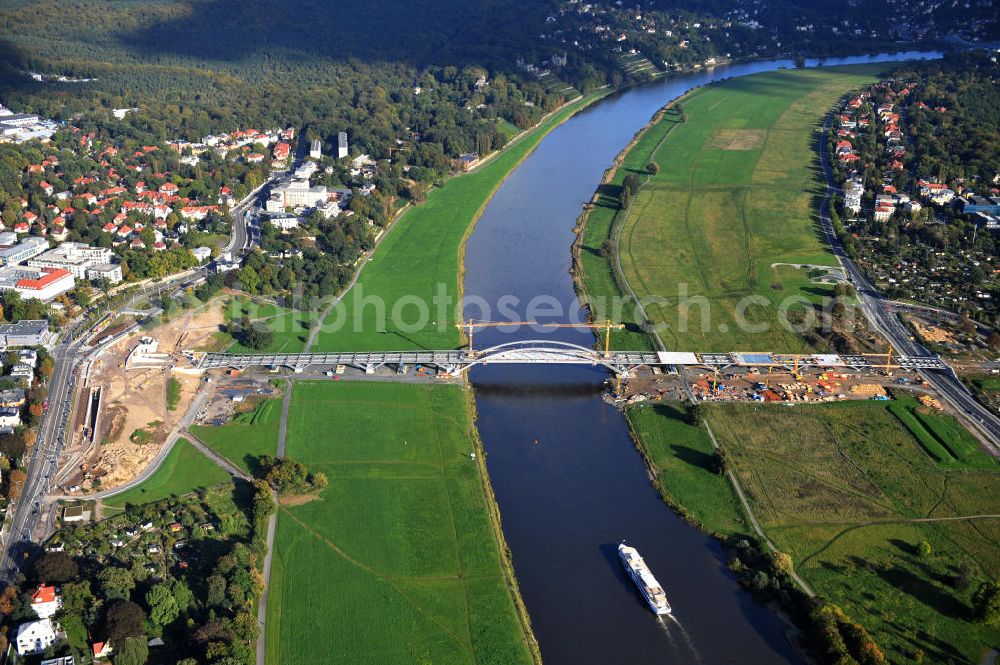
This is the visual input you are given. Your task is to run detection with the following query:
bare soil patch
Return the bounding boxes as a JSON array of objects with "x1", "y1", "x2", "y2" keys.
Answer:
[
  {"x1": 64, "y1": 300, "x2": 227, "y2": 493},
  {"x1": 279, "y1": 494, "x2": 321, "y2": 507},
  {"x1": 708, "y1": 129, "x2": 766, "y2": 150}
]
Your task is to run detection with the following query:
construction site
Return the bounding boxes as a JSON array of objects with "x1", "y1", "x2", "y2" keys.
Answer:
[
  {"x1": 612, "y1": 351, "x2": 941, "y2": 409},
  {"x1": 57, "y1": 300, "x2": 227, "y2": 494}
]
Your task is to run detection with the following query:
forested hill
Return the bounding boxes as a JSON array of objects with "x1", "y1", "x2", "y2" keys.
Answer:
[
  {"x1": 0, "y1": 0, "x2": 995, "y2": 154},
  {"x1": 118, "y1": 0, "x2": 559, "y2": 68}
]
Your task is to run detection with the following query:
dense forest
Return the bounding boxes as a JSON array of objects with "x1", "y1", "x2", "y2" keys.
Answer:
[{"x1": 2, "y1": 0, "x2": 992, "y2": 163}]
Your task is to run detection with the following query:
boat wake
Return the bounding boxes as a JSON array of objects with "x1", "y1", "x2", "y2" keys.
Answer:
[{"x1": 659, "y1": 614, "x2": 703, "y2": 663}]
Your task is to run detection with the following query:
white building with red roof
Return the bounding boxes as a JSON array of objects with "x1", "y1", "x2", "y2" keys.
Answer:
[{"x1": 30, "y1": 584, "x2": 61, "y2": 619}]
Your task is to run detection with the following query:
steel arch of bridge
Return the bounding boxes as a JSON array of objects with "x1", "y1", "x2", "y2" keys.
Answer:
[{"x1": 457, "y1": 339, "x2": 646, "y2": 375}]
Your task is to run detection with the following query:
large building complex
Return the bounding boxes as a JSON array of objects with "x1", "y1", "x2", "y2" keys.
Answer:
[
  {"x1": 0, "y1": 237, "x2": 49, "y2": 266},
  {"x1": 28, "y1": 243, "x2": 120, "y2": 282},
  {"x1": 0, "y1": 266, "x2": 75, "y2": 301},
  {"x1": 0, "y1": 320, "x2": 52, "y2": 347},
  {"x1": 269, "y1": 177, "x2": 328, "y2": 209}
]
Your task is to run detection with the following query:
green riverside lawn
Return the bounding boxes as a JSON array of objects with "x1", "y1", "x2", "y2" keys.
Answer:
[
  {"x1": 627, "y1": 398, "x2": 1000, "y2": 663},
  {"x1": 102, "y1": 438, "x2": 232, "y2": 511},
  {"x1": 236, "y1": 90, "x2": 605, "y2": 354},
  {"x1": 192, "y1": 397, "x2": 282, "y2": 474},
  {"x1": 264, "y1": 381, "x2": 533, "y2": 665},
  {"x1": 579, "y1": 65, "x2": 888, "y2": 353}
]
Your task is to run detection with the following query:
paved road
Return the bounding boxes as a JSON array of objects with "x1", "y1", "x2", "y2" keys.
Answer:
[
  {"x1": 0, "y1": 342, "x2": 78, "y2": 578},
  {"x1": 0, "y1": 259, "x2": 212, "y2": 581},
  {"x1": 223, "y1": 181, "x2": 269, "y2": 258},
  {"x1": 816, "y1": 112, "x2": 1000, "y2": 454}
]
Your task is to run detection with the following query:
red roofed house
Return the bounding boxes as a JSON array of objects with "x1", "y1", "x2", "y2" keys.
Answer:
[
  {"x1": 93, "y1": 641, "x2": 113, "y2": 660},
  {"x1": 13, "y1": 222, "x2": 30, "y2": 234},
  {"x1": 117, "y1": 225, "x2": 133, "y2": 238},
  {"x1": 30, "y1": 584, "x2": 61, "y2": 619},
  {"x1": 39, "y1": 181, "x2": 53, "y2": 196},
  {"x1": 159, "y1": 182, "x2": 179, "y2": 195}
]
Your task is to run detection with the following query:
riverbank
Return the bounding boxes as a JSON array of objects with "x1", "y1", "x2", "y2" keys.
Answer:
[
  {"x1": 574, "y1": 65, "x2": 892, "y2": 353},
  {"x1": 307, "y1": 88, "x2": 610, "y2": 352},
  {"x1": 263, "y1": 381, "x2": 536, "y2": 665},
  {"x1": 573, "y1": 63, "x2": 1000, "y2": 663},
  {"x1": 626, "y1": 397, "x2": 1000, "y2": 663}
]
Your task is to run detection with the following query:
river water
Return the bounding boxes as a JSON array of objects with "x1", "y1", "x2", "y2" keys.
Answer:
[{"x1": 462, "y1": 51, "x2": 940, "y2": 664}]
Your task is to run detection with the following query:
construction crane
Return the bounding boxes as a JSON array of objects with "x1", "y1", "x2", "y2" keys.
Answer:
[{"x1": 456, "y1": 319, "x2": 625, "y2": 358}]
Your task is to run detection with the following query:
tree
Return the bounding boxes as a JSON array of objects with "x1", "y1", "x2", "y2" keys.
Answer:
[
  {"x1": 772, "y1": 551, "x2": 794, "y2": 576},
  {"x1": 710, "y1": 447, "x2": 728, "y2": 475},
  {"x1": 987, "y1": 331, "x2": 1000, "y2": 351},
  {"x1": 916, "y1": 540, "x2": 932, "y2": 558},
  {"x1": 687, "y1": 403, "x2": 706, "y2": 427},
  {"x1": 972, "y1": 580, "x2": 1000, "y2": 625},
  {"x1": 33, "y1": 552, "x2": 78, "y2": 584},
  {"x1": 103, "y1": 600, "x2": 147, "y2": 647},
  {"x1": 242, "y1": 325, "x2": 274, "y2": 350},
  {"x1": 646, "y1": 162, "x2": 659, "y2": 175},
  {"x1": 6, "y1": 469, "x2": 26, "y2": 501},
  {"x1": 38, "y1": 356, "x2": 54, "y2": 379},
  {"x1": 0, "y1": 585, "x2": 20, "y2": 616},
  {"x1": 169, "y1": 579, "x2": 194, "y2": 613},
  {"x1": 145, "y1": 583, "x2": 179, "y2": 627},
  {"x1": 206, "y1": 574, "x2": 227, "y2": 608},
  {"x1": 112, "y1": 635, "x2": 148, "y2": 665},
  {"x1": 61, "y1": 581, "x2": 99, "y2": 626},
  {"x1": 98, "y1": 567, "x2": 135, "y2": 601}
]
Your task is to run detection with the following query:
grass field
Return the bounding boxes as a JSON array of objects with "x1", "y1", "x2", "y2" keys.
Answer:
[
  {"x1": 222, "y1": 296, "x2": 316, "y2": 354},
  {"x1": 579, "y1": 65, "x2": 889, "y2": 352},
  {"x1": 308, "y1": 90, "x2": 606, "y2": 353},
  {"x1": 102, "y1": 438, "x2": 232, "y2": 509},
  {"x1": 192, "y1": 398, "x2": 281, "y2": 474},
  {"x1": 626, "y1": 402, "x2": 748, "y2": 535},
  {"x1": 627, "y1": 398, "x2": 1000, "y2": 663},
  {"x1": 266, "y1": 381, "x2": 533, "y2": 665}
]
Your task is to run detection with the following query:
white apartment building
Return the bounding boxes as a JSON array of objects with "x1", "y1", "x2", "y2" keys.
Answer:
[
  {"x1": 16, "y1": 618, "x2": 57, "y2": 656},
  {"x1": 28, "y1": 242, "x2": 114, "y2": 279}
]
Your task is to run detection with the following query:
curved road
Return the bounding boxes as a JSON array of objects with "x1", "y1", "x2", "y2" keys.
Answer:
[{"x1": 816, "y1": 112, "x2": 1000, "y2": 454}]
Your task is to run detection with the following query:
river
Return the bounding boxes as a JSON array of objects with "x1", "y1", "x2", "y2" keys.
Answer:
[{"x1": 462, "y1": 51, "x2": 941, "y2": 664}]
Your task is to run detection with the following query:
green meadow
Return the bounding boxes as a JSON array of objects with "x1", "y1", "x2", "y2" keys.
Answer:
[
  {"x1": 580, "y1": 65, "x2": 888, "y2": 352},
  {"x1": 192, "y1": 398, "x2": 281, "y2": 474},
  {"x1": 222, "y1": 296, "x2": 316, "y2": 354},
  {"x1": 103, "y1": 438, "x2": 232, "y2": 510},
  {"x1": 265, "y1": 381, "x2": 533, "y2": 665},
  {"x1": 627, "y1": 398, "x2": 1000, "y2": 663}
]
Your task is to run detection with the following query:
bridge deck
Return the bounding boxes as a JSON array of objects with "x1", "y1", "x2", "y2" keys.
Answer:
[{"x1": 197, "y1": 346, "x2": 948, "y2": 373}]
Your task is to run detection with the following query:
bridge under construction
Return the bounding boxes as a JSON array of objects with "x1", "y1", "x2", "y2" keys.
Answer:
[{"x1": 195, "y1": 340, "x2": 949, "y2": 376}]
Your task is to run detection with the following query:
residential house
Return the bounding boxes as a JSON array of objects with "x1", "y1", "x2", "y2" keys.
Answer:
[
  {"x1": 0, "y1": 407, "x2": 21, "y2": 428},
  {"x1": 92, "y1": 641, "x2": 112, "y2": 660},
  {"x1": 16, "y1": 618, "x2": 57, "y2": 656},
  {"x1": 30, "y1": 584, "x2": 61, "y2": 619}
]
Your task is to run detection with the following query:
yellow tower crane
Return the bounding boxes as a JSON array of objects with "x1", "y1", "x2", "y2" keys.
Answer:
[{"x1": 456, "y1": 319, "x2": 625, "y2": 358}]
